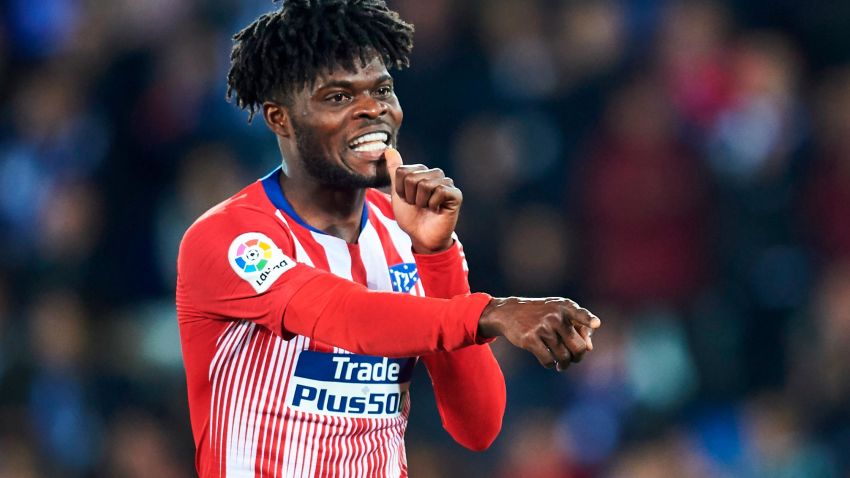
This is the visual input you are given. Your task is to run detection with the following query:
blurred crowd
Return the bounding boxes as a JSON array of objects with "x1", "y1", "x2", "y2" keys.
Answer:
[{"x1": 0, "y1": 0, "x2": 849, "y2": 477}]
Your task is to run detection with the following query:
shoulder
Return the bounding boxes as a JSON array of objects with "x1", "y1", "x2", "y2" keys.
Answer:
[
  {"x1": 365, "y1": 188, "x2": 394, "y2": 219},
  {"x1": 180, "y1": 181, "x2": 294, "y2": 266}
]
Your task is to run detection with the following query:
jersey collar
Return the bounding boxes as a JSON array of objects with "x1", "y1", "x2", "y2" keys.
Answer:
[{"x1": 261, "y1": 167, "x2": 369, "y2": 236}]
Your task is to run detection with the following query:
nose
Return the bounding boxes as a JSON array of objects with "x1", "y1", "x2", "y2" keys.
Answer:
[{"x1": 353, "y1": 95, "x2": 387, "y2": 120}]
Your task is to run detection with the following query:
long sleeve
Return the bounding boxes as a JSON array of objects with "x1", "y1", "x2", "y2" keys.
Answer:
[
  {"x1": 282, "y1": 272, "x2": 493, "y2": 357},
  {"x1": 415, "y1": 241, "x2": 506, "y2": 451},
  {"x1": 178, "y1": 204, "x2": 493, "y2": 359}
]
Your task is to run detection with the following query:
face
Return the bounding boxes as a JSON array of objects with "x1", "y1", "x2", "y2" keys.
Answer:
[{"x1": 286, "y1": 56, "x2": 403, "y2": 189}]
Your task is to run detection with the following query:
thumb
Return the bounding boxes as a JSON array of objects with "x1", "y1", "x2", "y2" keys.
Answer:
[{"x1": 384, "y1": 147, "x2": 403, "y2": 198}]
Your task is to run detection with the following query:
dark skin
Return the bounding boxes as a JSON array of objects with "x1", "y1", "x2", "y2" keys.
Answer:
[{"x1": 262, "y1": 55, "x2": 600, "y2": 371}]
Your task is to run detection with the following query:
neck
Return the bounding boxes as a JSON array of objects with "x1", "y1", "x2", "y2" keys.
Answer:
[{"x1": 279, "y1": 172, "x2": 365, "y2": 243}]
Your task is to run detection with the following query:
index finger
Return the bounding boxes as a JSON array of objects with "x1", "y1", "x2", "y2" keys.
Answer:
[{"x1": 560, "y1": 301, "x2": 601, "y2": 329}]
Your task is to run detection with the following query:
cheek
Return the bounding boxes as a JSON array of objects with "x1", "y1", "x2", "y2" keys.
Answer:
[{"x1": 390, "y1": 100, "x2": 403, "y2": 124}]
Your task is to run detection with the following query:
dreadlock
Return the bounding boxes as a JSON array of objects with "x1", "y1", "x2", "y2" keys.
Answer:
[{"x1": 227, "y1": 0, "x2": 414, "y2": 121}]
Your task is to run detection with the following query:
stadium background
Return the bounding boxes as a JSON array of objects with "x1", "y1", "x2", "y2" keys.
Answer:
[{"x1": 1, "y1": 0, "x2": 849, "y2": 476}]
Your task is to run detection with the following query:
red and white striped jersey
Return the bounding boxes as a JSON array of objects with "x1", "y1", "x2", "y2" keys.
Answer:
[{"x1": 176, "y1": 168, "x2": 505, "y2": 478}]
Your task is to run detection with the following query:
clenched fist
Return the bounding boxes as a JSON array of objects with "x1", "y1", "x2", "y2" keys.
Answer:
[
  {"x1": 384, "y1": 148, "x2": 461, "y2": 254},
  {"x1": 478, "y1": 297, "x2": 601, "y2": 371}
]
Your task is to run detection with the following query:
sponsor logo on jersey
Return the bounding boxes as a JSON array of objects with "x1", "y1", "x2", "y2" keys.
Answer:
[
  {"x1": 285, "y1": 351, "x2": 416, "y2": 418},
  {"x1": 388, "y1": 263, "x2": 419, "y2": 293},
  {"x1": 228, "y1": 232, "x2": 295, "y2": 293}
]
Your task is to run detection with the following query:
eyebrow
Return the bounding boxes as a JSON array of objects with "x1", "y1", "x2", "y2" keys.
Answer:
[{"x1": 316, "y1": 74, "x2": 394, "y2": 91}]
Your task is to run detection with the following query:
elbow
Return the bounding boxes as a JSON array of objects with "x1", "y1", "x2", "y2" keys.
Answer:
[
  {"x1": 451, "y1": 410, "x2": 504, "y2": 451},
  {"x1": 457, "y1": 379, "x2": 506, "y2": 451},
  {"x1": 458, "y1": 415, "x2": 503, "y2": 451},
  {"x1": 459, "y1": 423, "x2": 501, "y2": 451}
]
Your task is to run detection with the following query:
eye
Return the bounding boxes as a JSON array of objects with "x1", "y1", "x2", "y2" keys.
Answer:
[
  {"x1": 326, "y1": 92, "x2": 351, "y2": 103},
  {"x1": 375, "y1": 86, "x2": 393, "y2": 98}
]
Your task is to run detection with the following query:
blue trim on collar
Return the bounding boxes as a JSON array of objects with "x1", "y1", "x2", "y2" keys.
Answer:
[{"x1": 261, "y1": 167, "x2": 369, "y2": 235}]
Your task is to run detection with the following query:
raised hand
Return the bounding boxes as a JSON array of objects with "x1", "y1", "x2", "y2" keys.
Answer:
[
  {"x1": 478, "y1": 297, "x2": 601, "y2": 371},
  {"x1": 384, "y1": 148, "x2": 462, "y2": 254}
]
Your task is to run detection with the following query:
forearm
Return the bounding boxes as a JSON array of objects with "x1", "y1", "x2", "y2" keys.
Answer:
[
  {"x1": 413, "y1": 239, "x2": 471, "y2": 297},
  {"x1": 283, "y1": 272, "x2": 492, "y2": 357},
  {"x1": 422, "y1": 345, "x2": 505, "y2": 450},
  {"x1": 416, "y1": 240, "x2": 505, "y2": 449}
]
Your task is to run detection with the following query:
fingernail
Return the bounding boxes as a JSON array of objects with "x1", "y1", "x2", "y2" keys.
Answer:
[{"x1": 591, "y1": 317, "x2": 601, "y2": 328}]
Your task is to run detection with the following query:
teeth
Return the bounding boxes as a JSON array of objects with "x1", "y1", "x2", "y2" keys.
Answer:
[
  {"x1": 352, "y1": 141, "x2": 388, "y2": 152},
  {"x1": 349, "y1": 132, "x2": 388, "y2": 147}
]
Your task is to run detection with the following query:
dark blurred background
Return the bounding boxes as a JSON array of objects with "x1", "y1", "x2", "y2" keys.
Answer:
[{"x1": 1, "y1": 0, "x2": 849, "y2": 476}]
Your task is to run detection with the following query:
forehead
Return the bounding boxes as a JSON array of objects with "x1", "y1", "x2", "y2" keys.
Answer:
[{"x1": 312, "y1": 56, "x2": 391, "y2": 90}]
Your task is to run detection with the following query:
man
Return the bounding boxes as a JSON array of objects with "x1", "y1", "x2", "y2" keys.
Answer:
[{"x1": 176, "y1": 1, "x2": 601, "y2": 476}]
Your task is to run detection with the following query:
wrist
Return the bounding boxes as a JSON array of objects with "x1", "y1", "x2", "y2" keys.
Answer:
[
  {"x1": 478, "y1": 297, "x2": 507, "y2": 339},
  {"x1": 411, "y1": 237, "x2": 454, "y2": 255}
]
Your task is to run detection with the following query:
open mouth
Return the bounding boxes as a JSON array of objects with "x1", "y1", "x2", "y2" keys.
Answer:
[{"x1": 348, "y1": 131, "x2": 390, "y2": 153}]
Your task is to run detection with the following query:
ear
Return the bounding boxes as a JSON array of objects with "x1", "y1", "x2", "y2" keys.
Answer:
[{"x1": 262, "y1": 101, "x2": 293, "y2": 138}]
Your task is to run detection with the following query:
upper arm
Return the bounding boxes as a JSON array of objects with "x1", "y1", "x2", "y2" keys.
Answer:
[{"x1": 176, "y1": 207, "x2": 322, "y2": 337}]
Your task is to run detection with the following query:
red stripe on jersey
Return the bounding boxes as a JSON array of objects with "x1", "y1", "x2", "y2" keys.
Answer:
[
  {"x1": 365, "y1": 189, "x2": 394, "y2": 219},
  {"x1": 348, "y1": 244, "x2": 368, "y2": 287}
]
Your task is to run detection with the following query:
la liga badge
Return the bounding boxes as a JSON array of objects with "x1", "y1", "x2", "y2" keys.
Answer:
[{"x1": 228, "y1": 232, "x2": 296, "y2": 293}]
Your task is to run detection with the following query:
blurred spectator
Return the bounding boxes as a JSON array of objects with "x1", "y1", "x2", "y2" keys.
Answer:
[
  {"x1": 624, "y1": 309, "x2": 698, "y2": 414},
  {"x1": 100, "y1": 409, "x2": 191, "y2": 478},
  {"x1": 26, "y1": 288, "x2": 102, "y2": 475},
  {"x1": 0, "y1": 66, "x2": 107, "y2": 258},
  {"x1": 742, "y1": 393, "x2": 839, "y2": 478},
  {"x1": 498, "y1": 203, "x2": 574, "y2": 296},
  {"x1": 707, "y1": 32, "x2": 805, "y2": 184},
  {"x1": 495, "y1": 410, "x2": 575, "y2": 478},
  {"x1": 154, "y1": 143, "x2": 248, "y2": 287},
  {"x1": 787, "y1": 261, "x2": 850, "y2": 444},
  {"x1": 804, "y1": 66, "x2": 850, "y2": 260},
  {"x1": 0, "y1": 430, "x2": 42, "y2": 478},
  {"x1": 6, "y1": 0, "x2": 82, "y2": 60},
  {"x1": 658, "y1": 1, "x2": 735, "y2": 131},
  {"x1": 576, "y1": 76, "x2": 710, "y2": 307},
  {"x1": 476, "y1": 0, "x2": 558, "y2": 100},
  {"x1": 553, "y1": 1, "x2": 627, "y2": 91},
  {"x1": 607, "y1": 429, "x2": 712, "y2": 478}
]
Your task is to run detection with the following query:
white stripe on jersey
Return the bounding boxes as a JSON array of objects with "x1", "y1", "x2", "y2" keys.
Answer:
[
  {"x1": 275, "y1": 211, "x2": 315, "y2": 267},
  {"x1": 369, "y1": 203, "x2": 425, "y2": 297},
  {"x1": 359, "y1": 220, "x2": 394, "y2": 291},
  {"x1": 310, "y1": 232, "x2": 353, "y2": 281}
]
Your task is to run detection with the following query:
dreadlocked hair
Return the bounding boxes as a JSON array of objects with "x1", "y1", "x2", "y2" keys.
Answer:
[{"x1": 227, "y1": 0, "x2": 414, "y2": 121}]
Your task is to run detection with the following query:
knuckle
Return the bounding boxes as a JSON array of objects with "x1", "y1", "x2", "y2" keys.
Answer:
[
  {"x1": 403, "y1": 174, "x2": 418, "y2": 187},
  {"x1": 546, "y1": 312, "x2": 565, "y2": 327},
  {"x1": 576, "y1": 341, "x2": 588, "y2": 354}
]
